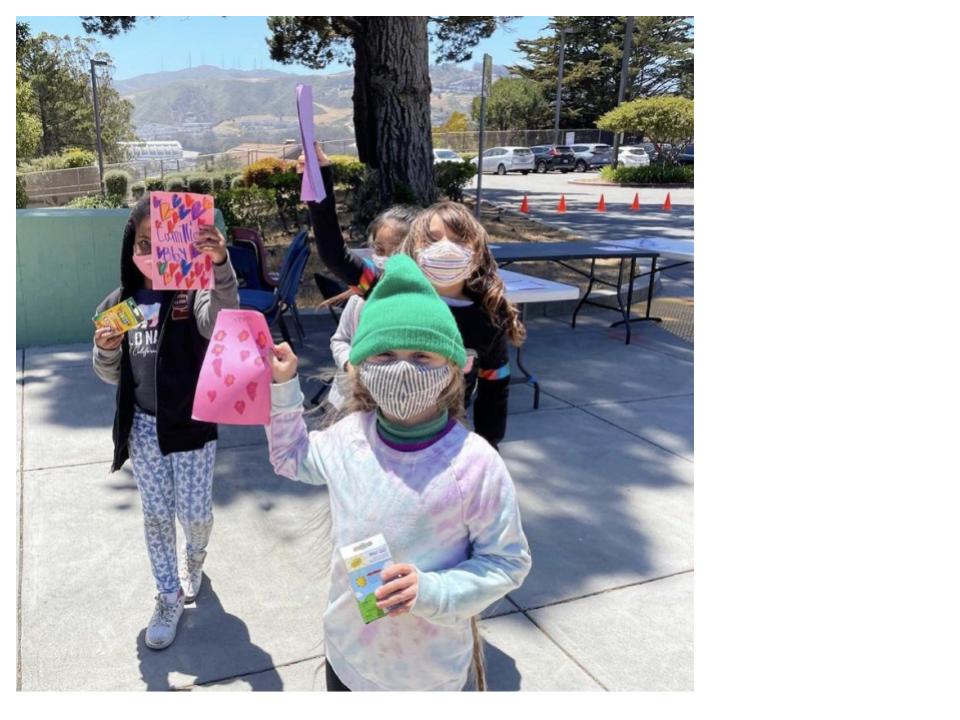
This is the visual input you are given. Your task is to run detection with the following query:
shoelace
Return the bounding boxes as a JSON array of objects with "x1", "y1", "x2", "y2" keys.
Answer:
[{"x1": 153, "y1": 596, "x2": 179, "y2": 625}]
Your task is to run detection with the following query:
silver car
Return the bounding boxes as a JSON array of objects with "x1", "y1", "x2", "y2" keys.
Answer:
[
  {"x1": 433, "y1": 148, "x2": 464, "y2": 165},
  {"x1": 570, "y1": 143, "x2": 614, "y2": 172},
  {"x1": 473, "y1": 146, "x2": 535, "y2": 175},
  {"x1": 618, "y1": 146, "x2": 652, "y2": 167}
]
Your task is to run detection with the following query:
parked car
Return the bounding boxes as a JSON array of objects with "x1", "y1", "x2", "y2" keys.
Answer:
[
  {"x1": 570, "y1": 143, "x2": 613, "y2": 172},
  {"x1": 433, "y1": 148, "x2": 464, "y2": 165},
  {"x1": 529, "y1": 145, "x2": 577, "y2": 173},
  {"x1": 678, "y1": 143, "x2": 694, "y2": 165},
  {"x1": 639, "y1": 142, "x2": 674, "y2": 163},
  {"x1": 617, "y1": 146, "x2": 651, "y2": 167},
  {"x1": 472, "y1": 146, "x2": 535, "y2": 175}
]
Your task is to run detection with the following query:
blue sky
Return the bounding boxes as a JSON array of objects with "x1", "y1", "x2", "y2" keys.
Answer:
[{"x1": 17, "y1": 16, "x2": 553, "y2": 80}]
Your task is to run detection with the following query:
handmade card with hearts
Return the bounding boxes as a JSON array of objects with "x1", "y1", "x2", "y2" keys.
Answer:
[
  {"x1": 192, "y1": 309, "x2": 273, "y2": 426},
  {"x1": 149, "y1": 191, "x2": 216, "y2": 291}
]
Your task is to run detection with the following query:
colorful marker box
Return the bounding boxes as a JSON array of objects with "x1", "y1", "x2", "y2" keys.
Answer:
[
  {"x1": 93, "y1": 297, "x2": 145, "y2": 334},
  {"x1": 340, "y1": 534, "x2": 392, "y2": 624}
]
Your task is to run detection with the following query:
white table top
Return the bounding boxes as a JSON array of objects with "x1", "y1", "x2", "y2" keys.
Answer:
[{"x1": 600, "y1": 236, "x2": 694, "y2": 262}]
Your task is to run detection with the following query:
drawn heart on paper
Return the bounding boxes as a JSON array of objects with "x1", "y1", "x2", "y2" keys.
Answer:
[
  {"x1": 212, "y1": 358, "x2": 223, "y2": 377},
  {"x1": 167, "y1": 219, "x2": 176, "y2": 234},
  {"x1": 207, "y1": 390, "x2": 217, "y2": 403},
  {"x1": 185, "y1": 276, "x2": 194, "y2": 289},
  {"x1": 177, "y1": 204, "x2": 190, "y2": 220},
  {"x1": 180, "y1": 259, "x2": 191, "y2": 277},
  {"x1": 238, "y1": 330, "x2": 250, "y2": 343},
  {"x1": 224, "y1": 374, "x2": 236, "y2": 387},
  {"x1": 205, "y1": 255, "x2": 212, "y2": 271},
  {"x1": 246, "y1": 382, "x2": 258, "y2": 402},
  {"x1": 203, "y1": 196, "x2": 214, "y2": 210},
  {"x1": 152, "y1": 195, "x2": 161, "y2": 208},
  {"x1": 190, "y1": 202, "x2": 204, "y2": 221},
  {"x1": 174, "y1": 271, "x2": 183, "y2": 285},
  {"x1": 184, "y1": 193, "x2": 194, "y2": 207},
  {"x1": 255, "y1": 331, "x2": 268, "y2": 349},
  {"x1": 234, "y1": 400, "x2": 246, "y2": 415},
  {"x1": 212, "y1": 344, "x2": 225, "y2": 356},
  {"x1": 172, "y1": 194, "x2": 182, "y2": 209},
  {"x1": 158, "y1": 261, "x2": 168, "y2": 276},
  {"x1": 160, "y1": 203, "x2": 173, "y2": 220},
  {"x1": 154, "y1": 220, "x2": 161, "y2": 230},
  {"x1": 240, "y1": 350, "x2": 250, "y2": 362},
  {"x1": 214, "y1": 330, "x2": 226, "y2": 342},
  {"x1": 254, "y1": 356, "x2": 264, "y2": 368}
]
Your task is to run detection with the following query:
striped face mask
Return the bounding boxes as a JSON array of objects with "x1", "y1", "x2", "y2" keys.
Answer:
[
  {"x1": 417, "y1": 239, "x2": 474, "y2": 285},
  {"x1": 359, "y1": 360, "x2": 452, "y2": 421}
]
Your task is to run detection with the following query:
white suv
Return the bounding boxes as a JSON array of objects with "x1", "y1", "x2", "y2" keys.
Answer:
[
  {"x1": 617, "y1": 146, "x2": 651, "y2": 167},
  {"x1": 473, "y1": 146, "x2": 535, "y2": 175}
]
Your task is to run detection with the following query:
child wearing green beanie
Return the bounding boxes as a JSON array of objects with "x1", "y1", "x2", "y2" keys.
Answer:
[{"x1": 265, "y1": 254, "x2": 531, "y2": 692}]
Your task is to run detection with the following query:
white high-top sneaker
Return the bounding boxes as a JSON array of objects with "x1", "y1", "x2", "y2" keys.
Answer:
[
  {"x1": 181, "y1": 551, "x2": 205, "y2": 604},
  {"x1": 145, "y1": 590, "x2": 184, "y2": 650}
]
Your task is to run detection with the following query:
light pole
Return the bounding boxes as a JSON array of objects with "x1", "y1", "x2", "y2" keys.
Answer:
[
  {"x1": 90, "y1": 59, "x2": 109, "y2": 196},
  {"x1": 553, "y1": 26, "x2": 578, "y2": 145},
  {"x1": 611, "y1": 16, "x2": 635, "y2": 170}
]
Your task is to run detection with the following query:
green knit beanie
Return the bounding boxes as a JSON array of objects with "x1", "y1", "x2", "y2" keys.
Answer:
[{"x1": 349, "y1": 254, "x2": 467, "y2": 368}]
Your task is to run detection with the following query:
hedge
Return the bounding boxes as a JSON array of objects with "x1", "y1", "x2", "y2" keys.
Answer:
[
  {"x1": 599, "y1": 164, "x2": 693, "y2": 185},
  {"x1": 104, "y1": 170, "x2": 131, "y2": 199}
]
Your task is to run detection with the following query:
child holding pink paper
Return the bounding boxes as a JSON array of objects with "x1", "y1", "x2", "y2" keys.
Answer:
[
  {"x1": 92, "y1": 195, "x2": 239, "y2": 651},
  {"x1": 266, "y1": 254, "x2": 531, "y2": 691}
]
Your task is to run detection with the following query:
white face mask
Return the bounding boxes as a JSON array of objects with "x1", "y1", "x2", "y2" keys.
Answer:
[
  {"x1": 371, "y1": 253, "x2": 388, "y2": 270},
  {"x1": 359, "y1": 360, "x2": 451, "y2": 421},
  {"x1": 417, "y1": 238, "x2": 474, "y2": 286}
]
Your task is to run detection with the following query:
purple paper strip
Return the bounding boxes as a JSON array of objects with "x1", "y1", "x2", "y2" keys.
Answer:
[{"x1": 296, "y1": 84, "x2": 327, "y2": 203}]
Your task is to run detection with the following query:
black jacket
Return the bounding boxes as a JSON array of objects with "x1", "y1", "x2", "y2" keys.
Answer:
[{"x1": 93, "y1": 217, "x2": 239, "y2": 472}]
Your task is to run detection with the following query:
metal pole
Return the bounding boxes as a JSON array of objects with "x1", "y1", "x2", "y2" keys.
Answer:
[
  {"x1": 90, "y1": 59, "x2": 107, "y2": 196},
  {"x1": 553, "y1": 27, "x2": 567, "y2": 146},
  {"x1": 611, "y1": 16, "x2": 635, "y2": 170},
  {"x1": 475, "y1": 53, "x2": 492, "y2": 218}
]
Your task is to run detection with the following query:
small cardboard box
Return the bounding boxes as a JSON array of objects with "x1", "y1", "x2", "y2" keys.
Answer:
[
  {"x1": 93, "y1": 297, "x2": 145, "y2": 334},
  {"x1": 339, "y1": 534, "x2": 393, "y2": 624}
]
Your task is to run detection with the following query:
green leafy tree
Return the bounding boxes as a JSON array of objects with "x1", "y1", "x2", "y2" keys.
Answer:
[
  {"x1": 597, "y1": 96, "x2": 693, "y2": 164},
  {"x1": 510, "y1": 16, "x2": 693, "y2": 128},
  {"x1": 17, "y1": 26, "x2": 135, "y2": 161},
  {"x1": 82, "y1": 15, "x2": 516, "y2": 207},
  {"x1": 16, "y1": 65, "x2": 42, "y2": 159},
  {"x1": 470, "y1": 77, "x2": 551, "y2": 130},
  {"x1": 436, "y1": 111, "x2": 471, "y2": 133}
]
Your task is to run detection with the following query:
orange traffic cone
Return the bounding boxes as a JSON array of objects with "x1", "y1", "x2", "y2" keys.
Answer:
[
  {"x1": 663, "y1": 192, "x2": 672, "y2": 211},
  {"x1": 519, "y1": 194, "x2": 529, "y2": 213},
  {"x1": 557, "y1": 194, "x2": 567, "y2": 213},
  {"x1": 631, "y1": 192, "x2": 640, "y2": 211},
  {"x1": 596, "y1": 194, "x2": 606, "y2": 212}
]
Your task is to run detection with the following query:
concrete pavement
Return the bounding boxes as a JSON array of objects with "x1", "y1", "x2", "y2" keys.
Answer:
[{"x1": 16, "y1": 300, "x2": 693, "y2": 691}]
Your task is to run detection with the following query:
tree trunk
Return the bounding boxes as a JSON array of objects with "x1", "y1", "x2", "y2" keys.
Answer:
[{"x1": 352, "y1": 17, "x2": 435, "y2": 206}]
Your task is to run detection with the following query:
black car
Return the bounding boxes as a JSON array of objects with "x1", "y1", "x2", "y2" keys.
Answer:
[
  {"x1": 529, "y1": 145, "x2": 576, "y2": 173},
  {"x1": 678, "y1": 144, "x2": 694, "y2": 165},
  {"x1": 641, "y1": 142, "x2": 673, "y2": 163}
]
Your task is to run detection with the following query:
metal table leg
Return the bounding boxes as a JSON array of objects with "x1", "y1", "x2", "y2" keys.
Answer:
[
  {"x1": 571, "y1": 257, "x2": 597, "y2": 329},
  {"x1": 512, "y1": 304, "x2": 540, "y2": 409}
]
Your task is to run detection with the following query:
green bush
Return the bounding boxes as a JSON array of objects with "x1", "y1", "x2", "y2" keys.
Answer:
[
  {"x1": 61, "y1": 147, "x2": 98, "y2": 168},
  {"x1": 434, "y1": 161, "x2": 476, "y2": 202},
  {"x1": 16, "y1": 177, "x2": 29, "y2": 209},
  {"x1": 243, "y1": 157, "x2": 295, "y2": 188},
  {"x1": 230, "y1": 175, "x2": 248, "y2": 189},
  {"x1": 328, "y1": 155, "x2": 366, "y2": 192},
  {"x1": 187, "y1": 176, "x2": 214, "y2": 194},
  {"x1": 145, "y1": 178, "x2": 165, "y2": 191},
  {"x1": 104, "y1": 170, "x2": 131, "y2": 199},
  {"x1": 164, "y1": 175, "x2": 188, "y2": 192},
  {"x1": 130, "y1": 182, "x2": 146, "y2": 200},
  {"x1": 599, "y1": 164, "x2": 693, "y2": 185},
  {"x1": 215, "y1": 187, "x2": 277, "y2": 235},
  {"x1": 211, "y1": 176, "x2": 226, "y2": 192},
  {"x1": 66, "y1": 193, "x2": 127, "y2": 209}
]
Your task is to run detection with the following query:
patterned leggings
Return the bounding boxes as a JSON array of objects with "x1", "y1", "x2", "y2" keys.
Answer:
[{"x1": 129, "y1": 411, "x2": 216, "y2": 594}]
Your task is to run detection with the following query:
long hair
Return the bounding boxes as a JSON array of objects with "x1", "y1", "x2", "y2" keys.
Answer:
[
  {"x1": 470, "y1": 616, "x2": 487, "y2": 691},
  {"x1": 120, "y1": 195, "x2": 152, "y2": 293},
  {"x1": 343, "y1": 359, "x2": 466, "y2": 422},
  {"x1": 401, "y1": 202, "x2": 526, "y2": 346}
]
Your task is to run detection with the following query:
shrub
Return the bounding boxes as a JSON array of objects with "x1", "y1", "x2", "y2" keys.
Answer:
[
  {"x1": 211, "y1": 176, "x2": 225, "y2": 192},
  {"x1": 215, "y1": 187, "x2": 277, "y2": 235},
  {"x1": 130, "y1": 182, "x2": 146, "y2": 200},
  {"x1": 328, "y1": 155, "x2": 366, "y2": 191},
  {"x1": 164, "y1": 175, "x2": 188, "y2": 191},
  {"x1": 434, "y1": 161, "x2": 476, "y2": 202},
  {"x1": 16, "y1": 177, "x2": 29, "y2": 208},
  {"x1": 187, "y1": 175, "x2": 213, "y2": 194},
  {"x1": 599, "y1": 164, "x2": 693, "y2": 185},
  {"x1": 230, "y1": 175, "x2": 248, "y2": 189},
  {"x1": 61, "y1": 147, "x2": 98, "y2": 168},
  {"x1": 145, "y1": 178, "x2": 165, "y2": 191},
  {"x1": 265, "y1": 170, "x2": 303, "y2": 224},
  {"x1": 242, "y1": 157, "x2": 295, "y2": 188},
  {"x1": 104, "y1": 170, "x2": 131, "y2": 199},
  {"x1": 66, "y1": 193, "x2": 127, "y2": 209}
]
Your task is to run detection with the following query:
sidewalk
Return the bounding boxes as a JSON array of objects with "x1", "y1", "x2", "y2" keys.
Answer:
[{"x1": 16, "y1": 298, "x2": 693, "y2": 691}]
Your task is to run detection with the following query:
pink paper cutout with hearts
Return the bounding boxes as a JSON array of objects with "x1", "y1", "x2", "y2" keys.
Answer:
[{"x1": 192, "y1": 309, "x2": 273, "y2": 426}]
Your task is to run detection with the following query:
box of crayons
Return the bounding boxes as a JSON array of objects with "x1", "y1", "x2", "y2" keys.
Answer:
[
  {"x1": 339, "y1": 534, "x2": 393, "y2": 624},
  {"x1": 93, "y1": 297, "x2": 145, "y2": 334}
]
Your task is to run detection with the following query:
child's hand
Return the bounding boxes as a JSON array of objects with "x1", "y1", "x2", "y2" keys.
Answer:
[
  {"x1": 314, "y1": 141, "x2": 330, "y2": 167},
  {"x1": 375, "y1": 563, "x2": 419, "y2": 617},
  {"x1": 194, "y1": 225, "x2": 227, "y2": 265},
  {"x1": 271, "y1": 342, "x2": 298, "y2": 383},
  {"x1": 94, "y1": 326, "x2": 123, "y2": 351}
]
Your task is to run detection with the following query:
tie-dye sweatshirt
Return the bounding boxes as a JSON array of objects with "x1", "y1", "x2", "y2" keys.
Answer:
[{"x1": 266, "y1": 376, "x2": 532, "y2": 691}]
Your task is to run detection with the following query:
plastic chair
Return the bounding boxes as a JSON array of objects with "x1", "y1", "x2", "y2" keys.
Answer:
[
  {"x1": 232, "y1": 227, "x2": 276, "y2": 290},
  {"x1": 227, "y1": 244, "x2": 262, "y2": 290},
  {"x1": 239, "y1": 244, "x2": 310, "y2": 349}
]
